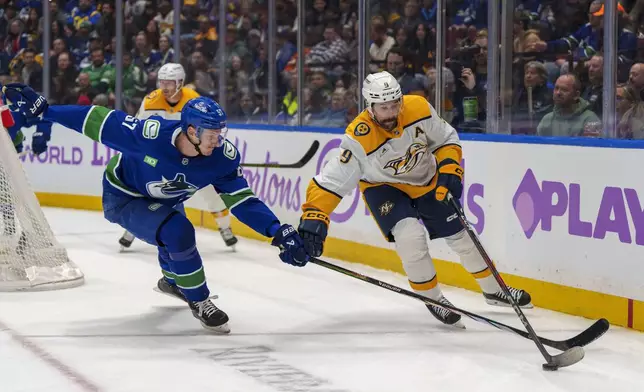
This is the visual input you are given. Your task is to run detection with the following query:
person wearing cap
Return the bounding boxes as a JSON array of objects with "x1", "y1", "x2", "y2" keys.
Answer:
[{"x1": 527, "y1": 1, "x2": 636, "y2": 62}]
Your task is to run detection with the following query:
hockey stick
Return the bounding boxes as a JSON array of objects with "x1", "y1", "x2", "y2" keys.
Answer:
[
  {"x1": 240, "y1": 140, "x2": 320, "y2": 169},
  {"x1": 446, "y1": 193, "x2": 605, "y2": 370},
  {"x1": 311, "y1": 257, "x2": 607, "y2": 361}
]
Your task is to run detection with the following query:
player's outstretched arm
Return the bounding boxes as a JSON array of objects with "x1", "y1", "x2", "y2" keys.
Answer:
[
  {"x1": 42, "y1": 105, "x2": 154, "y2": 155},
  {"x1": 298, "y1": 136, "x2": 363, "y2": 257},
  {"x1": 213, "y1": 165, "x2": 309, "y2": 267},
  {"x1": 2, "y1": 83, "x2": 154, "y2": 155}
]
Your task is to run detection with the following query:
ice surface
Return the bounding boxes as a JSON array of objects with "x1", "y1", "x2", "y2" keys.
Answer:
[{"x1": 0, "y1": 208, "x2": 643, "y2": 392}]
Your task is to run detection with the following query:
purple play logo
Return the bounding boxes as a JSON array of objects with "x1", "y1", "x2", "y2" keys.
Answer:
[
  {"x1": 513, "y1": 169, "x2": 544, "y2": 238},
  {"x1": 513, "y1": 169, "x2": 644, "y2": 244}
]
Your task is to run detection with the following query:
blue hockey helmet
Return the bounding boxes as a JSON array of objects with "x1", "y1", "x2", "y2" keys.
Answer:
[{"x1": 181, "y1": 97, "x2": 227, "y2": 139}]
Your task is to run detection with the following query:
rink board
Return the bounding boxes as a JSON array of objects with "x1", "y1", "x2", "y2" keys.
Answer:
[{"x1": 17, "y1": 122, "x2": 644, "y2": 331}]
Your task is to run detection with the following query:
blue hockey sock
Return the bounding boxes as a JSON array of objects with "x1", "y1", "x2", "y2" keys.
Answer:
[
  {"x1": 158, "y1": 247, "x2": 175, "y2": 285},
  {"x1": 158, "y1": 213, "x2": 210, "y2": 302}
]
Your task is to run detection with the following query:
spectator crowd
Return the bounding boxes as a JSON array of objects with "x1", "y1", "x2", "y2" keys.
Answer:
[{"x1": 2, "y1": 0, "x2": 644, "y2": 138}]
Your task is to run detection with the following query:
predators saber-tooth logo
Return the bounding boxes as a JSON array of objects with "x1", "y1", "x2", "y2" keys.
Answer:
[{"x1": 383, "y1": 142, "x2": 427, "y2": 175}]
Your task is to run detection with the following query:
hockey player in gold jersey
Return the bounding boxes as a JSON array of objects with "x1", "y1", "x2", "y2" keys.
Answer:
[
  {"x1": 118, "y1": 63, "x2": 239, "y2": 251},
  {"x1": 298, "y1": 71, "x2": 532, "y2": 327}
]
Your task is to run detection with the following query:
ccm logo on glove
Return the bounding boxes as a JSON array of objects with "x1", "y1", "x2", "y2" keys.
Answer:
[{"x1": 302, "y1": 211, "x2": 330, "y2": 224}]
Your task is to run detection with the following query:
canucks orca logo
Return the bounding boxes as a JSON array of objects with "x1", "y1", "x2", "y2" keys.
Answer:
[
  {"x1": 383, "y1": 142, "x2": 427, "y2": 175},
  {"x1": 146, "y1": 173, "x2": 198, "y2": 199}
]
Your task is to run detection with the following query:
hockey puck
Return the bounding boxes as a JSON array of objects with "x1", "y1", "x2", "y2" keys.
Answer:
[{"x1": 542, "y1": 363, "x2": 559, "y2": 371}]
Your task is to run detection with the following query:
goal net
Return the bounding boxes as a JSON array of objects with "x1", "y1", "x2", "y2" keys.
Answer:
[{"x1": 0, "y1": 121, "x2": 84, "y2": 291}]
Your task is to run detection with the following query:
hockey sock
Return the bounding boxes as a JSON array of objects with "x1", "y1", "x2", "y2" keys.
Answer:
[
  {"x1": 445, "y1": 230, "x2": 500, "y2": 294},
  {"x1": 392, "y1": 218, "x2": 443, "y2": 300},
  {"x1": 158, "y1": 213, "x2": 210, "y2": 301},
  {"x1": 157, "y1": 247, "x2": 175, "y2": 285},
  {"x1": 213, "y1": 209, "x2": 231, "y2": 230}
]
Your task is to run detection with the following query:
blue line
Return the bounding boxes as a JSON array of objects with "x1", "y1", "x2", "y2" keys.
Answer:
[{"x1": 227, "y1": 123, "x2": 644, "y2": 149}]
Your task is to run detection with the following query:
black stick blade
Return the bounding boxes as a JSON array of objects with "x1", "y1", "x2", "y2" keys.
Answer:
[
  {"x1": 542, "y1": 318, "x2": 610, "y2": 351},
  {"x1": 241, "y1": 140, "x2": 320, "y2": 169}
]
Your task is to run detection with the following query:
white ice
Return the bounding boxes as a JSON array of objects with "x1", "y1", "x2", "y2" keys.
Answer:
[{"x1": 1, "y1": 208, "x2": 644, "y2": 392}]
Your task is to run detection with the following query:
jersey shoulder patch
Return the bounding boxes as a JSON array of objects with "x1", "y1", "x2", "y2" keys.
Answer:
[
  {"x1": 345, "y1": 113, "x2": 388, "y2": 156},
  {"x1": 400, "y1": 95, "x2": 432, "y2": 129},
  {"x1": 143, "y1": 89, "x2": 169, "y2": 111},
  {"x1": 222, "y1": 140, "x2": 238, "y2": 160},
  {"x1": 353, "y1": 122, "x2": 371, "y2": 137},
  {"x1": 145, "y1": 90, "x2": 159, "y2": 101}
]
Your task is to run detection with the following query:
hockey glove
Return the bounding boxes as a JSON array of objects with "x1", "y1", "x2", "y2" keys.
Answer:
[
  {"x1": 297, "y1": 210, "x2": 329, "y2": 258},
  {"x1": 435, "y1": 158, "x2": 464, "y2": 202},
  {"x1": 31, "y1": 122, "x2": 52, "y2": 156},
  {"x1": 2, "y1": 83, "x2": 48, "y2": 119},
  {"x1": 271, "y1": 224, "x2": 310, "y2": 267}
]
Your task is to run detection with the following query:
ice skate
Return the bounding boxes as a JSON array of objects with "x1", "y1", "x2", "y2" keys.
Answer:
[
  {"x1": 154, "y1": 277, "x2": 219, "y2": 301},
  {"x1": 155, "y1": 277, "x2": 187, "y2": 302},
  {"x1": 426, "y1": 295, "x2": 465, "y2": 328},
  {"x1": 189, "y1": 298, "x2": 230, "y2": 333},
  {"x1": 219, "y1": 227, "x2": 238, "y2": 249},
  {"x1": 484, "y1": 286, "x2": 533, "y2": 308},
  {"x1": 118, "y1": 230, "x2": 135, "y2": 252}
]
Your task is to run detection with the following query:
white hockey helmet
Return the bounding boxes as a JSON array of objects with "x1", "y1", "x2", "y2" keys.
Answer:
[
  {"x1": 157, "y1": 63, "x2": 186, "y2": 98},
  {"x1": 361, "y1": 71, "x2": 403, "y2": 109}
]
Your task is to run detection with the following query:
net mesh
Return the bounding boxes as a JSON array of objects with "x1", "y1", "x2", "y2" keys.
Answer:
[{"x1": 0, "y1": 123, "x2": 84, "y2": 291}]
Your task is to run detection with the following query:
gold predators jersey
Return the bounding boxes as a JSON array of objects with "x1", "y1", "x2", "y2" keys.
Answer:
[
  {"x1": 136, "y1": 87, "x2": 200, "y2": 120},
  {"x1": 304, "y1": 95, "x2": 461, "y2": 215}
]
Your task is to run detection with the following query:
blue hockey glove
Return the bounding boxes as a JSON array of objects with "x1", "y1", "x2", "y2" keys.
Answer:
[
  {"x1": 31, "y1": 122, "x2": 52, "y2": 156},
  {"x1": 2, "y1": 83, "x2": 48, "y2": 119},
  {"x1": 271, "y1": 224, "x2": 310, "y2": 267},
  {"x1": 297, "y1": 210, "x2": 329, "y2": 258},
  {"x1": 435, "y1": 158, "x2": 464, "y2": 202}
]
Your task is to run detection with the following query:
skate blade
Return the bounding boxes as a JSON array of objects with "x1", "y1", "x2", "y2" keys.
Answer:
[
  {"x1": 450, "y1": 320, "x2": 466, "y2": 329},
  {"x1": 202, "y1": 321, "x2": 231, "y2": 334},
  {"x1": 485, "y1": 298, "x2": 534, "y2": 309},
  {"x1": 153, "y1": 287, "x2": 219, "y2": 301}
]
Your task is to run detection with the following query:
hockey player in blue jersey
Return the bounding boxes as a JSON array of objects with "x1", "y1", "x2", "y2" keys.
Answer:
[{"x1": 3, "y1": 83, "x2": 310, "y2": 333}]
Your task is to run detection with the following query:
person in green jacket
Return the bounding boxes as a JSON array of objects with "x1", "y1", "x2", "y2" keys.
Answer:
[
  {"x1": 80, "y1": 48, "x2": 114, "y2": 94},
  {"x1": 537, "y1": 74, "x2": 602, "y2": 137}
]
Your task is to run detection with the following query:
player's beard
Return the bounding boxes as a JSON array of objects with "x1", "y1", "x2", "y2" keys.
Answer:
[{"x1": 378, "y1": 117, "x2": 397, "y2": 131}]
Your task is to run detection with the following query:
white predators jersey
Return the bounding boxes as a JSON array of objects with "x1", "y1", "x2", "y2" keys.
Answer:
[
  {"x1": 303, "y1": 95, "x2": 461, "y2": 214},
  {"x1": 136, "y1": 87, "x2": 200, "y2": 120}
]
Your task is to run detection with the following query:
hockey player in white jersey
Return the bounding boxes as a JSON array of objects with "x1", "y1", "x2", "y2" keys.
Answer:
[
  {"x1": 118, "y1": 63, "x2": 239, "y2": 251},
  {"x1": 298, "y1": 71, "x2": 533, "y2": 327}
]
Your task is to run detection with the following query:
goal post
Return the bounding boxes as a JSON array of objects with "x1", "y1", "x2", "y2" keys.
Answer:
[{"x1": 0, "y1": 117, "x2": 84, "y2": 291}]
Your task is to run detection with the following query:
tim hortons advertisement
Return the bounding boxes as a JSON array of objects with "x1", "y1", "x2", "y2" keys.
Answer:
[{"x1": 16, "y1": 123, "x2": 644, "y2": 300}]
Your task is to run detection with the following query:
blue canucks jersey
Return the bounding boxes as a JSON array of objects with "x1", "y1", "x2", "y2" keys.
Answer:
[{"x1": 42, "y1": 105, "x2": 281, "y2": 237}]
